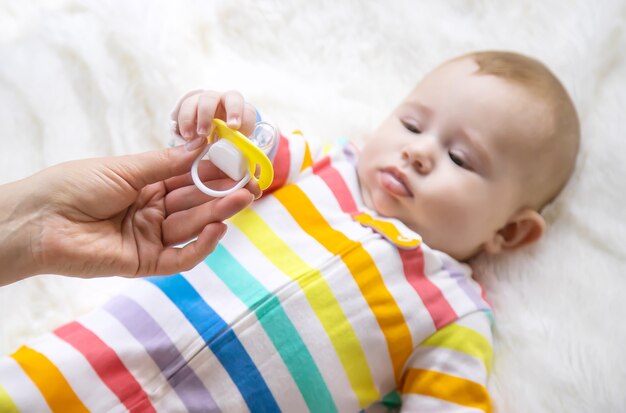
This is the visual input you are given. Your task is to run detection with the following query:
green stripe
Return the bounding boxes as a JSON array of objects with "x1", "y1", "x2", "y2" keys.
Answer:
[{"x1": 205, "y1": 244, "x2": 337, "y2": 413}]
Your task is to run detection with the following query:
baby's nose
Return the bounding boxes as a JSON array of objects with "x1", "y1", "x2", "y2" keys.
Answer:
[
  {"x1": 402, "y1": 142, "x2": 436, "y2": 175},
  {"x1": 412, "y1": 154, "x2": 433, "y2": 174}
]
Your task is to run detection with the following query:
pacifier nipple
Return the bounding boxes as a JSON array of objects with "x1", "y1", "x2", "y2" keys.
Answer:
[{"x1": 250, "y1": 121, "x2": 275, "y2": 153}]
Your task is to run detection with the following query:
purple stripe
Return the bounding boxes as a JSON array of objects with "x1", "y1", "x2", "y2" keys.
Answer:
[
  {"x1": 104, "y1": 295, "x2": 220, "y2": 412},
  {"x1": 444, "y1": 262, "x2": 490, "y2": 312}
]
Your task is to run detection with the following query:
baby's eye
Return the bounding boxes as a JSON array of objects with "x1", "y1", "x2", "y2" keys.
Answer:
[
  {"x1": 449, "y1": 151, "x2": 469, "y2": 169},
  {"x1": 401, "y1": 120, "x2": 421, "y2": 134}
]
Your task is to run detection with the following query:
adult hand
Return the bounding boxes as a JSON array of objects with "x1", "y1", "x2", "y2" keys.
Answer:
[{"x1": 0, "y1": 143, "x2": 259, "y2": 286}]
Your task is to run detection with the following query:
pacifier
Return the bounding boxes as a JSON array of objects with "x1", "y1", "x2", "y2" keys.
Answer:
[{"x1": 191, "y1": 119, "x2": 275, "y2": 197}]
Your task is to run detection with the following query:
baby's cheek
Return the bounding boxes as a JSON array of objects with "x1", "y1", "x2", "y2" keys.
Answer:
[
  {"x1": 431, "y1": 194, "x2": 478, "y2": 238},
  {"x1": 370, "y1": 191, "x2": 399, "y2": 218}
]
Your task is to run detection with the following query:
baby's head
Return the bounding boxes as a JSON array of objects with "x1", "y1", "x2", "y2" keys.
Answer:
[{"x1": 357, "y1": 51, "x2": 580, "y2": 261}]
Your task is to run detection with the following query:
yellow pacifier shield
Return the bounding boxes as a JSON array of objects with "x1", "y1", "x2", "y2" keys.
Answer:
[{"x1": 211, "y1": 119, "x2": 275, "y2": 190}]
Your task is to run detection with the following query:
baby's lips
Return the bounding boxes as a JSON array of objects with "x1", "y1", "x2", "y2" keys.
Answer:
[{"x1": 379, "y1": 168, "x2": 413, "y2": 197}]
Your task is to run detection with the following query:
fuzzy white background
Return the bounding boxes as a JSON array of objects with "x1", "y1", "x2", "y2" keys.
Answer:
[{"x1": 1, "y1": 0, "x2": 625, "y2": 412}]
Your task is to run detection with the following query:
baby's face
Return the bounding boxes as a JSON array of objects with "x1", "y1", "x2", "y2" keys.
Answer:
[{"x1": 357, "y1": 58, "x2": 547, "y2": 260}]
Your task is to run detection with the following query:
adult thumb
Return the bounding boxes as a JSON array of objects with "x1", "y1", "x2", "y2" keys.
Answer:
[{"x1": 115, "y1": 142, "x2": 207, "y2": 189}]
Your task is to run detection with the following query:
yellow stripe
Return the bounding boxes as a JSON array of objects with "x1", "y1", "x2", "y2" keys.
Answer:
[
  {"x1": 276, "y1": 185, "x2": 414, "y2": 376},
  {"x1": 404, "y1": 368, "x2": 492, "y2": 412},
  {"x1": 422, "y1": 323, "x2": 492, "y2": 373},
  {"x1": 11, "y1": 346, "x2": 89, "y2": 413},
  {"x1": 0, "y1": 384, "x2": 20, "y2": 413},
  {"x1": 322, "y1": 143, "x2": 333, "y2": 156},
  {"x1": 232, "y1": 207, "x2": 379, "y2": 407}
]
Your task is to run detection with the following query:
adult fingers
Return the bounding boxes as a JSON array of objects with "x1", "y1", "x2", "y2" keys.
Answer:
[
  {"x1": 163, "y1": 159, "x2": 227, "y2": 192},
  {"x1": 161, "y1": 188, "x2": 254, "y2": 247},
  {"x1": 168, "y1": 175, "x2": 261, "y2": 213},
  {"x1": 165, "y1": 172, "x2": 260, "y2": 214},
  {"x1": 165, "y1": 178, "x2": 244, "y2": 214},
  {"x1": 150, "y1": 222, "x2": 227, "y2": 276},
  {"x1": 114, "y1": 144, "x2": 209, "y2": 190}
]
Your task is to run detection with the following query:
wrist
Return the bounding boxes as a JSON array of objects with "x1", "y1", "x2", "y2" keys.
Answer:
[{"x1": 0, "y1": 178, "x2": 43, "y2": 285}]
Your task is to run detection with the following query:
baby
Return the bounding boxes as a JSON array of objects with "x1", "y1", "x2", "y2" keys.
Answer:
[{"x1": 0, "y1": 51, "x2": 579, "y2": 412}]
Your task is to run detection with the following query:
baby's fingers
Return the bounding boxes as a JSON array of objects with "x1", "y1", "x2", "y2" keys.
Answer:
[
  {"x1": 178, "y1": 94, "x2": 201, "y2": 139},
  {"x1": 176, "y1": 89, "x2": 256, "y2": 140},
  {"x1": 223, "y1": 92, "x2": 257, "y2": 137},
  {"x1": 223, "y1": 90, "x2": 245, "y2": 129},
  {"x1": 240, "y1": 102, "x2": 258, "y2": 137},
  {"x1": 196, "y1": 91, "x2": 221, "y2": 136}
]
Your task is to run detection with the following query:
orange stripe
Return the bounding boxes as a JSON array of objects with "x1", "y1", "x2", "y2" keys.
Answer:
[
  {"x1": 403, "y1": 368, "x2": 492, "y2": 412},
  {"x1": 313, "y1": 160, "x2": 458, "y2": 330},
  {"x1": 300, "y1": 140, "x2": 313, "y2": 171},
  {"x1": 11, "y1": 346, "x2": 89, "y2": 413},
  {"x1": 274, "y1": 184, "x2": 413, "y2": 383}
]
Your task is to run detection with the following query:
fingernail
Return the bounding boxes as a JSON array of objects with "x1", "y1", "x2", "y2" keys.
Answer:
[
  {"x1": 197, "y1": 127, "x2": 208, "y2": 135},
  {"x1": 218, "y1": 227, "x2": 227, "y2": 240},
  {"x1": 181, "y1": 127, "x2": 192, "y2": 139},
  {"x1": 227, "y1": 115, "x2": 240, "y2": 128},
  {"x1": 185, "y1": 137, "x2": 206, "y2": 151}
]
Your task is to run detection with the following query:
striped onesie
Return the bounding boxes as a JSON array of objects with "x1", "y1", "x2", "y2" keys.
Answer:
[{"x1": 0, "y1": 130, "x2": 494, "y2": 412}]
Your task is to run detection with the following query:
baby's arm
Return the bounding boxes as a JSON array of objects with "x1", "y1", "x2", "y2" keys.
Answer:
[
  {"x1": 398, "y1": 311, "x2": 494, "y2": 412},
  {"x1": 262, "y1": 128, "x2": 323, "y2": 194}
]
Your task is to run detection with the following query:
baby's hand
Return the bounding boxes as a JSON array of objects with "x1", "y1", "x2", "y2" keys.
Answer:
[{"x1": 174, "y1": 90, "x2": 257, "y2": 144}]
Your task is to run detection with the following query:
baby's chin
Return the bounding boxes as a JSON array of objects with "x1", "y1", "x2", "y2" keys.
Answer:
[
  {"x1": 400, "y1": 222, "x2": 481, "y2": 262},
  {"x1": 356, "y1": 174, "x2": 376, "y2": 212},
  {"x1": 365, "y1": 191, "x2": 399, "y2": 220},
  {"x1": 369, "y1": 205, "x2": 474, "y2": 260},
  {"x1": 431, "y1": 238, "x2": 484, "y2": 262}
]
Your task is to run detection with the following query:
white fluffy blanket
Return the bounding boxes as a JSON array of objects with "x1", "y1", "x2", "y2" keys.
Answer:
[{"x1": 1, "y1": 1, "x2": 625, "y2": 411}]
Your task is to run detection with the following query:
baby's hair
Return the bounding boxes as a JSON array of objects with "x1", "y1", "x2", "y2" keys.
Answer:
[{"x1": 455, "y1": 50, "x2": 580, "y2": 210}]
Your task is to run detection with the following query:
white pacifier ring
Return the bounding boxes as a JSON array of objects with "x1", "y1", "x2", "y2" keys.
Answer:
[
  {"x1": 190, "y1": 119, "x2": 275, "y2": 198},
  {"x1": 191, "y1": 140, "x2": 252, "y2": 197}
]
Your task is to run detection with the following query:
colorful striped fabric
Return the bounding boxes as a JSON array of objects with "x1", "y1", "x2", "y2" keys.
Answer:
[{"x1": 0, "y1": 131, "x2": 493, "y2": 412}]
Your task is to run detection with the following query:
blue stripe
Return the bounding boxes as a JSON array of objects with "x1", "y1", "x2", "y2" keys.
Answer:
[
  {"x1": 206, "y1": 244, "x2": 337, "y2": 412},
  {"x1": 147, "y1": 275, "x2": 280, "y2": 413}
]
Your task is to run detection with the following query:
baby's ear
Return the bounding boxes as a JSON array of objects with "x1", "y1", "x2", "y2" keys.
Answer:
[{"x1": 483, "y1": 208, "x2": 546, "y2": 254}]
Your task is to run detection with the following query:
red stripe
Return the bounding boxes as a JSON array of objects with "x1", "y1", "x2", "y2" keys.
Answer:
[
  {"x1": 313, "y1": 156, "x2": 458, "y2": 330},
  {"x1": 266, "y1": 134, "x2": 291, "y2": 194},
  {"x1": 55, "y1": 321, "x2": 156, "y2": 413},
  {"x1": 312, "y1": 156, "x2": 359, "y2": 213},
  {"x1": 399, "y1": 248, "x2": 458, "y2": 329},
  {"x1": 311, "y1": 154, "x2": 330, "y2": 174}
]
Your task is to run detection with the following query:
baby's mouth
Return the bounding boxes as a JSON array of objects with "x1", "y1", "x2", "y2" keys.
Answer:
[{"x1": 378, "y1": 167, "x2": 413, "y2": 197}]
